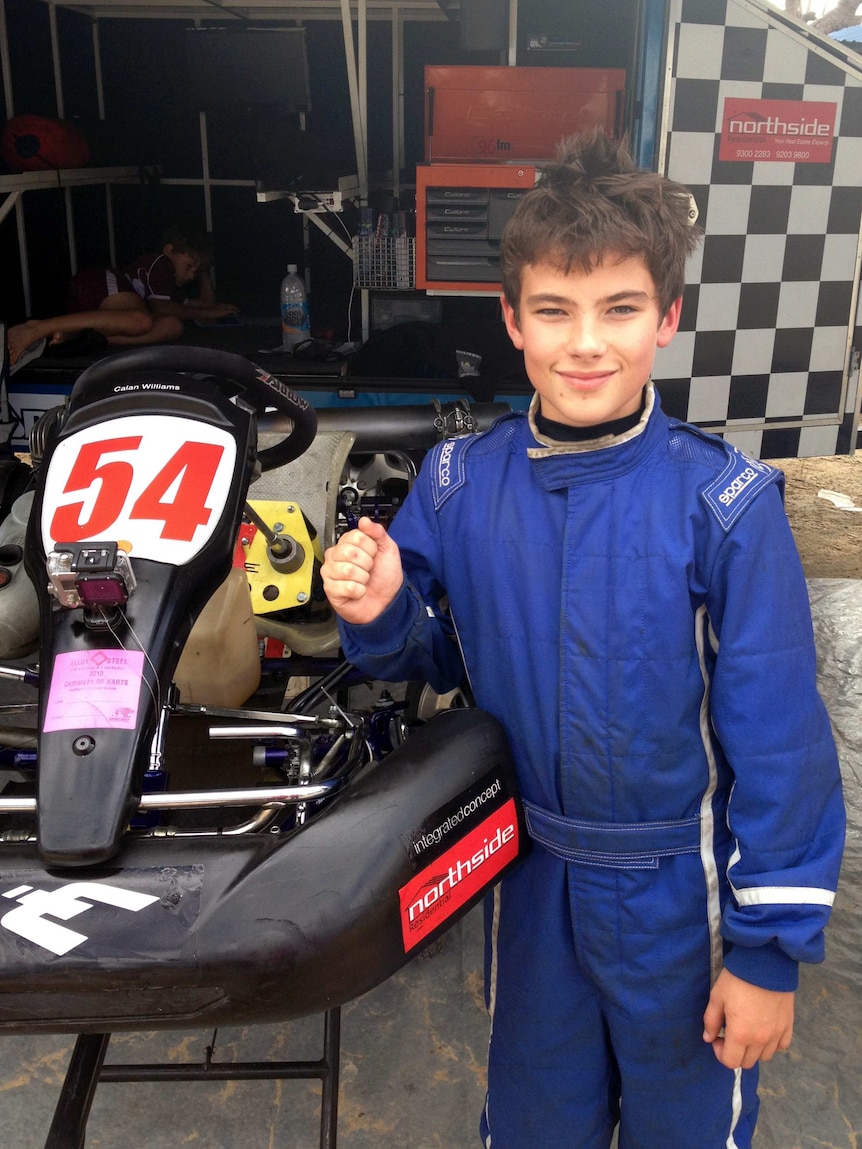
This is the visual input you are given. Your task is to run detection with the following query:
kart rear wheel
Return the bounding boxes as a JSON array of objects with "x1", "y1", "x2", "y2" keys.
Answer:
[{"x1": 405, "y1": 682, "x2": 473, "y2": 723}]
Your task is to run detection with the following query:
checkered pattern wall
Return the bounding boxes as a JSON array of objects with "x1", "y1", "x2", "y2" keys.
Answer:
[{"x1": 652, "y1": 0, "x2": 862, "y2": 458}]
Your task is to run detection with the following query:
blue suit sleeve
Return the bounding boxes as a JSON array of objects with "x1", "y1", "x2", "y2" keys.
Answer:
[
  {"x1": 337, "y1": 454, "x2": 467, "y2": 693},
  {"x1": 337, "y1": 582, "x2": 465, "y2": 693},
  {"x1": 705, "y1": 483, "x2": 845, "y2": 990}
]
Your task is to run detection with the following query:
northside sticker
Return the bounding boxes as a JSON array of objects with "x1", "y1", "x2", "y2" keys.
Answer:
[
  {"x1": 398, "y1": 797, "x2": 520, "y2": 951},
  {"x1": 719, "y1": 97, "x2": 837, "y2": 164}
]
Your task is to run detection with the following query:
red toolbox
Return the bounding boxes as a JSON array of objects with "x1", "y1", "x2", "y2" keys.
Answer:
[{"x1": 424, "y1": 66, "x2": 626, "y2": 164}]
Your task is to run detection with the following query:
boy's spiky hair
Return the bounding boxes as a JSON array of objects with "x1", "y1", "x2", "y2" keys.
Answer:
[{"x1": 500, "y1": 132, "x2": 702, "y2": 317}]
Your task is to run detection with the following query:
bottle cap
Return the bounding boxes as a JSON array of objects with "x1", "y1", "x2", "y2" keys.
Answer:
[{"x1": 287, "y1": 264, "x2": 297, "y2": 274}]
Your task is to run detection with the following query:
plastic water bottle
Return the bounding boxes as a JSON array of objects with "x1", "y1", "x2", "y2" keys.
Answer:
[{"x1": 280, "y1": 264, "x2": 310, "y2": 350}]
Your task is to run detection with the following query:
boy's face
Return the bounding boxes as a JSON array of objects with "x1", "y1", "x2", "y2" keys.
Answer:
[
  {"x1": 165, "y1": 245, "x2": 202, "y2": 287},
  {"x1": 501, "y1": 255, "x2": 681, "y2": 428}
]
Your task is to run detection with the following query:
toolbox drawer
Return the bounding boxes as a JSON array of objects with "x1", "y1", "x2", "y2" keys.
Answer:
[
  {"x1": 427, "y1": 237, "x2": 500, "y2": 257},
  {"x1": 416, "y1": 163, "x2": 538, "y2": 292},
  {"x1": 426, "y1": 203, "x2": 490, "y2": 221},
  {"x1": 426, "y1": 256, "x2": 502, "y2": 282},
  {"x1": 426, "y1": 187, "x2": 490, "y2": 205},
  {"x1": 426, "y1": 219, "x2": 489, "y2": 240}
]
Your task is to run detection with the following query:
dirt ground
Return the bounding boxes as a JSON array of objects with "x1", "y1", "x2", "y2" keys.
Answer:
[{"x1": 773, "y1": 453, "x2": 862, "y2": 579}]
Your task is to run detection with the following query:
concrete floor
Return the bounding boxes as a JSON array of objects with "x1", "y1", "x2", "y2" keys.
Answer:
[
  {"x1": 0, "y1": 579, "x2": 860, "y2": 1149},
  {"x1": 0, "y1": 912, "x2": 491, "y2": 1149}
]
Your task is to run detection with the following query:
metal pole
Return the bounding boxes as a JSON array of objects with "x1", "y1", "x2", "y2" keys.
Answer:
[
  {"x1": 0, "y1": 4, "x2": 30, "y2": 316},
  {"x1": 358, "y1": 0, "x2": 367, "y2": 185},
  {"x1": 48, "y1": 1, "x2": 64, "y2": 118},
  {"x1": 340, "y1": 0, "x2": 367, "y2": 198},
  {"x1": 44, "y1": 1033, "x2": 111, "y2": 1149},
  {"x1": 199, "y1": 110, "x2": 213, "y2": 234},
  {"x1": 92, "y1": 18, "x2": 105, "y2": 119},
  {"x1": 0, "y1": 0, "x2": 14, "y2": 118},
  {"x1": 391, "y1": 6, "x2": 405, "y2": 202},
  {"x1": 319, "y1": 1006, "x2": 341, "y2": 1149},
  {"x1": 65, "y1": 186, "x2": 77, "y2": 276},
  {"x1": 48, "y1": 2, "x2": 78, "y2": 276},
  {"x1": 16, "y1": 199, "x2": 30, "y2": 317},
  {"x1": 92, "y1": 18, "x2": 118, "y2": 266}
]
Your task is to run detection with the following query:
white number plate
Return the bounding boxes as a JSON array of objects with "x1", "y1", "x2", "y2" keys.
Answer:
[{"x1": 41, "y1": 414, "x2": 238, "y2": 565}]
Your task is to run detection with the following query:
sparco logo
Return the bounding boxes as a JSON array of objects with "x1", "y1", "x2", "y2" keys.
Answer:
[
  {"x1": 438, "y1": 440, "x2": 455, "y2": 488},
  {"x1": 718, "y1": 466, "x2": 758, "y2": 507}
]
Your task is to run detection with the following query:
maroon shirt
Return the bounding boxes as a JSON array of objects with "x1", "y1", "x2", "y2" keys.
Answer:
[{"x1": 69, "y1": 252, "x2": 184, "y2": 313}]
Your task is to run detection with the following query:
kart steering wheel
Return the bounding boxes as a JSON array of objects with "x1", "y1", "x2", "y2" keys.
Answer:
[{"x1": 70, "y1": 345, "x2": 317, "y2": 472}]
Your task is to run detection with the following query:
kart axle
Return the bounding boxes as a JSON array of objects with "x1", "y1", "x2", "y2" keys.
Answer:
[{"x1": 0, "y1": 779, "x2": 340, "y2": 814}]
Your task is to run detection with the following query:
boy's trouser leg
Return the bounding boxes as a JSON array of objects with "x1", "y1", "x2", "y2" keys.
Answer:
[
  {"x1": 609, "y1": 1009, "x2": 759, "y2": 1149},
  {"x1": 481, "y1": 854, "x2": 621, "y2": 1149},
  {"x1": 481, "y1": 847, "x2": 759, "y2": 1149}
]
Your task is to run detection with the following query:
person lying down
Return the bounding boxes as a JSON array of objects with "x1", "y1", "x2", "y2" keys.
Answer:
[{"x1": 7, "y1": 224, "x2": 239, "y2": 369}]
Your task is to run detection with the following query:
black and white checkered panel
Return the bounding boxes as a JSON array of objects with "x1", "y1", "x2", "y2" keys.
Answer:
[{"x1": 653, "y1": 0, "x2": 862, "y2": 458}]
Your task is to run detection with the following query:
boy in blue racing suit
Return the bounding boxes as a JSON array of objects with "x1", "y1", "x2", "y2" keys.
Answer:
[{"x1": 320, "y1": 134, "x2": 845, "y2": 1149}]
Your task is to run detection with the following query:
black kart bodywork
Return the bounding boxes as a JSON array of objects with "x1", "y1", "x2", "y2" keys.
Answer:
[
  {"x1": 0, "y1": 346, "x2": 526, "y2": 1040},
  {"x1": 0, "y1": 707, "x2": 521, "y2": 1034}
]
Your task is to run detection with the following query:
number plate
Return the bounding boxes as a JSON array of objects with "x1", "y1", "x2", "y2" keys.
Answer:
[{"x1": 41, "y1": 415, "x2": 238, "y2": 565}]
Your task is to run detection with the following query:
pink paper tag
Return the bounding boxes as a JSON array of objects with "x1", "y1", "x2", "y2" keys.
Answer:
[{"x1": 44, "y1": 650, "x2": 146, "y2": 733}]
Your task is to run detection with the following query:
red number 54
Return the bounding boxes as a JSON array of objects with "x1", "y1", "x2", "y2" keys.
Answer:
[{"x1": 50, "y1": 436, "x2": 226, "y2": 544}]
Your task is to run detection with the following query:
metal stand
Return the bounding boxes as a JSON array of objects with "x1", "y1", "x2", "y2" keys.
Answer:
[{"x1": 44, "y1": 1008, "x2": 341, "y2": 1149}]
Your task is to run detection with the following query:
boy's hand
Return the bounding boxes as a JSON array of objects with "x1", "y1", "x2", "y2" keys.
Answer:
[
  {"x1": 190, "y1": 302, "x2": 241, "y2": 319},
  {"x1": 321, "y1": 517, "x2": 404, "y2": 625},
  {"x1": 703, "y1": 968, "x2": 794, "y2": 1069}
]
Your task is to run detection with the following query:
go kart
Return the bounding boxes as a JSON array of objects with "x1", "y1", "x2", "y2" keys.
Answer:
[{"x1": 0, "y1": 347, "x2": 525, "y2": 1148}]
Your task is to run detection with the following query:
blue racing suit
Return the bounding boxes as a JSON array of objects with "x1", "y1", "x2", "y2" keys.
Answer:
[{"x1": 338, "y1": 385, "x2": 845, "y2": 1149}]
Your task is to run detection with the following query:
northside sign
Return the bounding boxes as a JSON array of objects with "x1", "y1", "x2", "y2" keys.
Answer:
[{"x1": 719, "y1": 97, "x2": 837, "y2": 164}]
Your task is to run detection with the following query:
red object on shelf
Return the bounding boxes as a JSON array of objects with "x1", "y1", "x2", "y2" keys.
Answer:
[
  {"x1": 1, "y1": 114, "x2": 91, "y2": 172},
  {"x1": 424, "y1": 66, "x2": 626, "y2": 164}
]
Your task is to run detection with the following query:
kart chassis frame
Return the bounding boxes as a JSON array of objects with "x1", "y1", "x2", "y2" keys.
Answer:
[{"x1": 45, "y1": 1009, "x2": 341, "y2": 1149}]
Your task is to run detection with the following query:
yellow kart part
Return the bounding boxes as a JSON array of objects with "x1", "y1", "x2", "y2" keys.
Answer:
[{"x1": 240, "y1": 500, "x2": 321, "y2": 615}]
